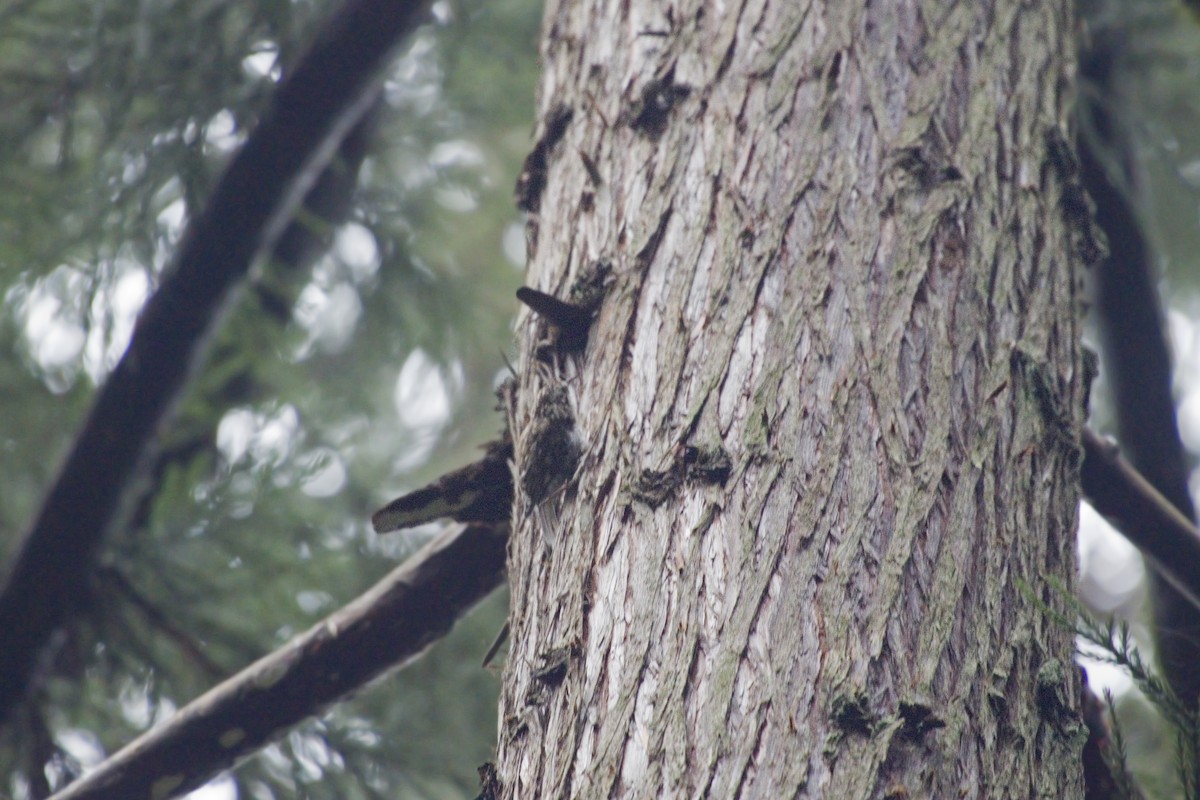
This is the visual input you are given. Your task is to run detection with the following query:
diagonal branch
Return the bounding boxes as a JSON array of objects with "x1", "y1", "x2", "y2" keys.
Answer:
[
  {"x1": 0, "y1": 0, "x2": 433, "y2": 726},
  {"x1": 1081, "y1": 428, "x2": 1200, "y2": 613},
  {"x1": 50, "y1": 523, "x2": 507, "y2": 800}
]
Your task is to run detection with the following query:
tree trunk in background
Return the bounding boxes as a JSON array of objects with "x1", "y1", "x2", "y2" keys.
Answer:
[{"x1": 500, "y1": 0, "x2": 1087, "y2": 796}]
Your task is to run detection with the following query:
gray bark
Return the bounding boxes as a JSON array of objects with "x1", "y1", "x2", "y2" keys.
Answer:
[{"x1": 500, "y1": 0, "x2": 1087, "y2": 797}]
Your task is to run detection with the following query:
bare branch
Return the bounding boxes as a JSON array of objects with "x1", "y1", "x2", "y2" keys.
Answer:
[
  {"x1": 1081, "y1": 429, "x2": 1200, "y2": 613},
  {"x1": 50, "y1": 523, "x2": 507, "y2": 800},
  {"x1": 373, "y1": 438, "x2": 513, "y2": 533}
]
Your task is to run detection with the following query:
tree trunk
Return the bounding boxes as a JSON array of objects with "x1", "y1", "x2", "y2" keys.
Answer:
[{"x1": 500, "y1": 0, "x2": 1087, "y2": 796}]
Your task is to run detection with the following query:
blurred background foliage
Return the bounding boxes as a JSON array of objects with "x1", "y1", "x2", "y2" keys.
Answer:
[
  {"x1": 1077, "y1": 1, "x2": 1200, "y2": 795},
  {"x1": 0, "y1": 0, "x2": 540, "y2": 796}
]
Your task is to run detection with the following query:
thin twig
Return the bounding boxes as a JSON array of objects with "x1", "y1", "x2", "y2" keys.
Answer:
[{"x1": 97, "y1": 566, "x2": 226, "y2": 681}]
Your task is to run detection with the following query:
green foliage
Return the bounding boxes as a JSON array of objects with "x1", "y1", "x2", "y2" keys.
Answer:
[
  {"x1": 0, "y1": 0, "x2": 541, "y2": 796},
  {"x1": 1036, "y1": 577, "x2": 1199, "y2": 799},
  {"x1": 1077, "y1": 614, "x2": 1194, "y2": 736},
  {"x1": 1101, "y1": 689, "x2": 1143, "y2": 800},
  {"x1": 1077, "y1": 614, "x2": 1200, "y2": 799}
]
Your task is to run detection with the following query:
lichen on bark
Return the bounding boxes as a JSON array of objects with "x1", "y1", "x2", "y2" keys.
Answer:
[{"x1": 499, "y1": 0, "x2": 1087, "y2": 797}]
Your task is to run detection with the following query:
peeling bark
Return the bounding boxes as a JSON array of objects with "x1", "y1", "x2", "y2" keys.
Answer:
[{"x1": 499, "y1": 0, "x2": 1086, "y2": 797}]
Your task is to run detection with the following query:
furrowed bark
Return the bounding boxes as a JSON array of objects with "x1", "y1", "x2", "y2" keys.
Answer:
[{"x1": 498, "y1": 0, "x2": 1087, "y2": 796}]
